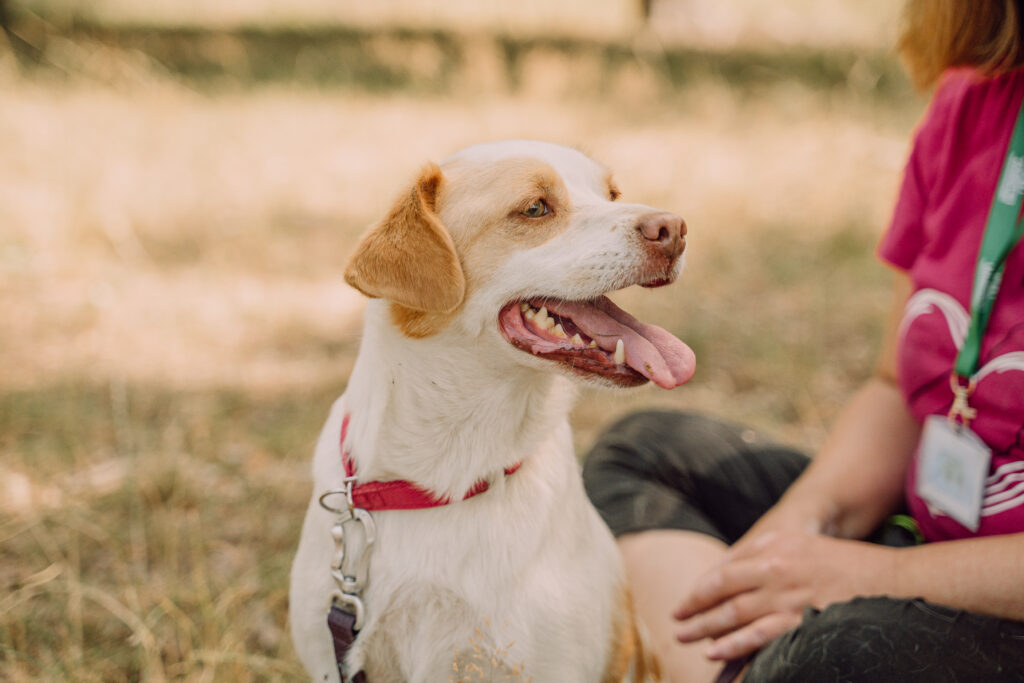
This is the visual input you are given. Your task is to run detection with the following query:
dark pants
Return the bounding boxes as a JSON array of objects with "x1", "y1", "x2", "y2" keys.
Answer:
[{"x1": 582, "y1": 410, "x2": 1024, "y2": 683}]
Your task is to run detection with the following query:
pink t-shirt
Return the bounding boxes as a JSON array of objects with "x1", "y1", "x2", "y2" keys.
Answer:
[{"x1": 878, "y1": 68, "x2": 1024, "y2": 542}]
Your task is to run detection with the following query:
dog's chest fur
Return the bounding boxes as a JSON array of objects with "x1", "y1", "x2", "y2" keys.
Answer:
[
  {"x1": 291, "y1": 305, "x2": 625, "y2": 682},
  {"x1": 352, "y1": 418, "x2": 621, "y2": 682}
]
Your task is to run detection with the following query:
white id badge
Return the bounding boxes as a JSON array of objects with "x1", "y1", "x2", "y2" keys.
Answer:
[{"x1": 915, "y1": 415, "x2": 992, "y2": 532}]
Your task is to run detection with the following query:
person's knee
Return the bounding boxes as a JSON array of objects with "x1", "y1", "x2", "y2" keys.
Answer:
[
  {"x1": 581, "y1": 410, "x2": 703, "y2": 531},
  {"x1": 583, "y1": 410, "x2": 682, "y2": 478},
  {"x1": 582, "y1": 410, "x2": 746, "y2": 502},
  {"x1": 595, "y1": 409, "x2": 692, "y2": 447},
  {"x1": 583, "y1": 410, "x2": 761, "y2": 493},
  {"x1": 584, "y1": 410, "x2": 728, "y2": 468},
  {"x1": 745, "y1": 597, "x2": 972, "y2": 683},
  {"x1": 744, "y1": 598, "x2": 893, "y2": 682}
]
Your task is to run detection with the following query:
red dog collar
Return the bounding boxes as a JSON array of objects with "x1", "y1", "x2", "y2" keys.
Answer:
[
  {"x1": 327, "y1": 415, "x2": 523, "y2": 681},
  {"x1": 338, "y1": 415, "x2": 521, "y2": 511}
]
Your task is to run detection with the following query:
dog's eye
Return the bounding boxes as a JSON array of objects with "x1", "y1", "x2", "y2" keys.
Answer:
[{"x1": 522, "y1": 199, "x2": 549, "y2": 218}]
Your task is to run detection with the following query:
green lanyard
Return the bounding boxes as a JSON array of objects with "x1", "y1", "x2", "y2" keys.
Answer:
[
  {"x1": 949, "y1": 97, "x2": 1024, "y2": 425},
  {"x1": 953, "y1": 100, "x2": 1024, "y2": 379}
]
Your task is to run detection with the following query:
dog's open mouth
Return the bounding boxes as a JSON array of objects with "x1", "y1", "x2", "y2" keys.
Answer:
[{"x1": 497, "y1": 296, "x2": 695, "y2": 389}]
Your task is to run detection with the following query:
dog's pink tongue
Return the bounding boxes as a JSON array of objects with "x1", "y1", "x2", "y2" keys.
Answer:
[{"x1": 555, "y1": 297, "x2": 695, "y2": 388}]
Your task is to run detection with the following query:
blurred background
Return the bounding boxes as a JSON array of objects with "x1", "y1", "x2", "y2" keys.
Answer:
[{"x1": 1, "y1": 1, "x2": 922, "y2": 680}]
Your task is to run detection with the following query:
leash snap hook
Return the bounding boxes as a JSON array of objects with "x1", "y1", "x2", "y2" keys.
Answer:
[
  {"x1": 323, "y1": 501, "x2": 376, "y2": 628},
  {"x1": 948, "y1": 374, "x2": 978, "y2": 428},
  {"x1": 330, "y1": 590, "x2": 366, "y2": 632}
]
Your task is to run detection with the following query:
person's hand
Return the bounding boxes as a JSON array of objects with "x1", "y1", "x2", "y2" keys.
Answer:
[{"x1": 672, "y1": 530, "x2": 897, "y2": 661}]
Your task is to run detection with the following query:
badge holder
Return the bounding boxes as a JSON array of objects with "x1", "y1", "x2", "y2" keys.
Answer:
[{"x1": 914, "y1": 376, "x2": 991, "y2": 532}]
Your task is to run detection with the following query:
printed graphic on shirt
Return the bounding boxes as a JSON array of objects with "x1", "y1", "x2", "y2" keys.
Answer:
[
  {"x1": 984, "y1": 437, "x2": 1024, "y2": 517},
  {"x1": 900, "y1": 288, "x2": 1024, "y2": 523}
]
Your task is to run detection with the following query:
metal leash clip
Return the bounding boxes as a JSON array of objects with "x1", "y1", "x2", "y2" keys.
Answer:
[
  {"x1": 948, "y1": 374, "x2": 978, "y2": 428},
  {"x1": 319, "y1": 482, "x2": 376, "y2": 631}
]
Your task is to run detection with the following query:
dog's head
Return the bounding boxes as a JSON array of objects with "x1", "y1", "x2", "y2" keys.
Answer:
[{"x1": 344, "y1": 140, "x2": 695, "y2": 389}]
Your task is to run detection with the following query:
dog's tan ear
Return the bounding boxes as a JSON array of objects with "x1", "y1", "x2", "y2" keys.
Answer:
[{"x1": 344, "y1": 164, "x2": 465, "y2": 313}]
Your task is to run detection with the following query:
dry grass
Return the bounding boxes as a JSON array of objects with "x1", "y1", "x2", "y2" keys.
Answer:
[{"x1": 0, "y1": 25, "x2": 925, "y2": 681}]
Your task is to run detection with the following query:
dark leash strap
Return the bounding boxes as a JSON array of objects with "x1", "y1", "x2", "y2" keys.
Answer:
[
  {"x1": 328, "y1": 604, "x2": 367, "y2": 683},
  {"x1": 713, "y1": 654, "x2": 753, "y2": 683}
]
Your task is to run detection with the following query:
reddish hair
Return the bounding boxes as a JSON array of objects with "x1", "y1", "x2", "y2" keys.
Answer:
[{"x1": 899, "y1": 0, "x2": 1024, "y2": 89}]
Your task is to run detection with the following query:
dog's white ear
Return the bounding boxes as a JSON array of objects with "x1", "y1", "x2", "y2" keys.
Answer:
[{"x1": 345, "y1": 164, "x2": 465, "y2": 313}]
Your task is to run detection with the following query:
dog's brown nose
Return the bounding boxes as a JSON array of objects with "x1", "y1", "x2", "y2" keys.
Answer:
[{"x1": 637, "y1": 212, "x2": 686, "y2": 259}]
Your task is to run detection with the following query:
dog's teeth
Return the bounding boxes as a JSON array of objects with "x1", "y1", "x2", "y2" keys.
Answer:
[
  {"x1": 524, "y1": 309, "x2": 535, "y2": 320},
  {"x1": 534, "y1": 307, "x2": 548, "y2": 325},
  {"x1": 589, "y1": 340, "x2": 598, "y2": 349},
  {"x1": 571, "y1": 333, "x2": 584, "y2": 346},
  {"x1": 613, "y1": 339, "x2": 625, "y2": 365},
  {"x1": 519, "y1": 302, "x2": 530, "y2": 312},
  {"x1": 552, "y1": 324, "x2": 567, "y2": 339}
]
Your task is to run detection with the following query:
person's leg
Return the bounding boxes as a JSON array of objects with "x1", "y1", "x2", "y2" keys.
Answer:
[
  {"x1": 618, "y1": 530, "x2": 730, "y2": 683},
  {"x1": 583, "y1": 410, "x2": 809, "y2": 683},
  {"x1": 744, "y1": 596, "x2": 1024, "y2": 683}
]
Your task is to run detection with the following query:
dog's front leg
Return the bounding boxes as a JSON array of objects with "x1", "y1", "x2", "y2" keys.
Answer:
[{"x1": 290, "y1": 496, "x2": 344, "y2": 683}]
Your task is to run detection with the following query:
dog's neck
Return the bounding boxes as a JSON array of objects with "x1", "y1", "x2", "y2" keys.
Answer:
[{"x1": 342, "y1": 302, "x2": 576, "y2": 500}]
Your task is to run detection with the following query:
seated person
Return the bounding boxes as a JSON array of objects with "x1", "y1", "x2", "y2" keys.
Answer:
[{"x1": 583, "y1": 1, "x2": 1024, "y2": 680}]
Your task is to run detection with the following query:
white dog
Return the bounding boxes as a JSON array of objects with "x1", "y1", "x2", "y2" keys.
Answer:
[{"x1": 290, "y1": 140, "x2": 694, "y2": 683}]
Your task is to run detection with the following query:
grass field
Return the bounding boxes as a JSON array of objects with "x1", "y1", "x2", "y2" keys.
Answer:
[{"x1": 1, "y1": 9, "x2": 925, "y2": 680}]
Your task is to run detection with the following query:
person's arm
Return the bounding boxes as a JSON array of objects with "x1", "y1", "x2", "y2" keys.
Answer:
[
  {"x1": 674, "y1": 526, "x2": 1024, "y2": 661},
  {"x1": 675, "y1": 271, "x2": 1024, "y2": 661},
  {"x1": 893, "y1": 532, "x2": 1024, "y2": 620},
  {"x1": 740, "y1": 271, "x2": 921, "y2": 543}
]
